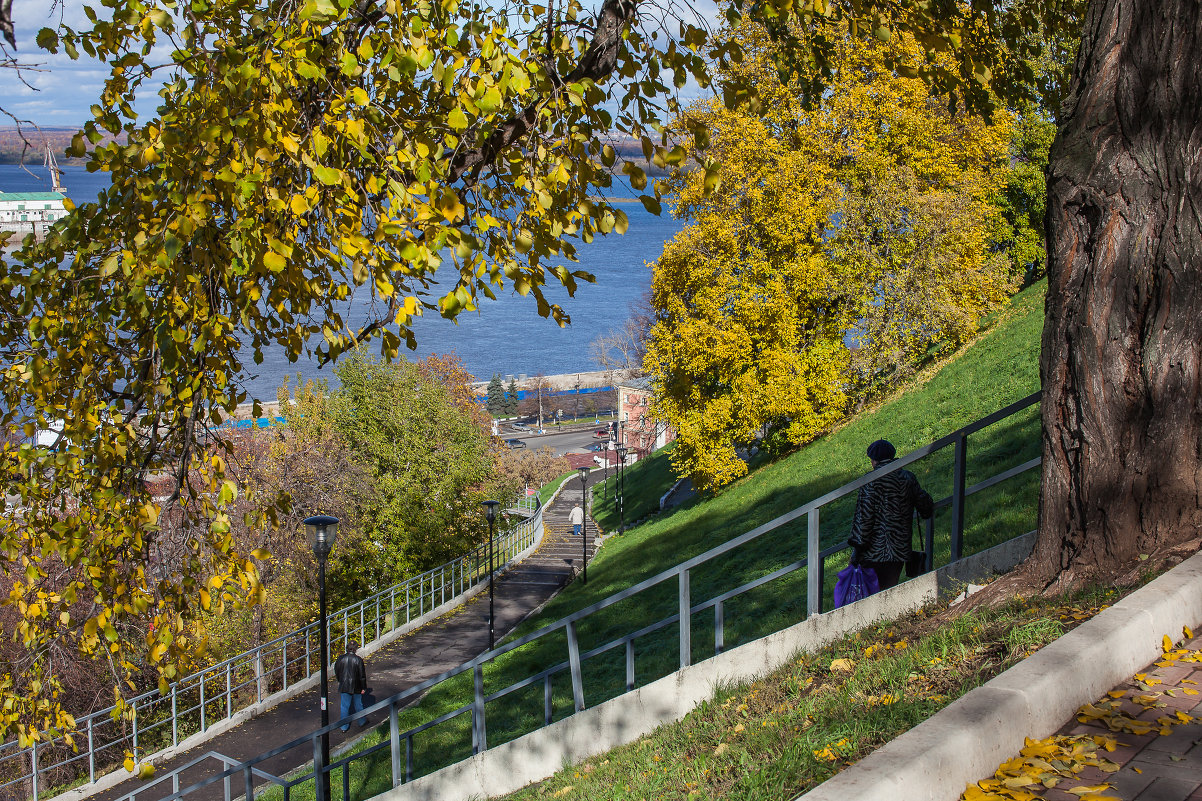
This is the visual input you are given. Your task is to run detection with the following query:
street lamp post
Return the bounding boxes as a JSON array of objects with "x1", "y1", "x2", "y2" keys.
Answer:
[
  {"x1": 615, "y1": 445, "x2": 628, "y2": 533},
  {"x1": 604, "y1": 440, "x2": 612, "y2": 500},
  {"x1": 577, "y1": 466, "x2": 590, "y2": 584},
  {"x1": 303, "y1": 514, "x2": 339, "y2": 801},
  {"x1": 480, "y1": 500, "x2": 500, "y2": 650}
]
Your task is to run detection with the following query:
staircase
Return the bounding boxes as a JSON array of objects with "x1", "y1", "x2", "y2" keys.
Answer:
[{"x1": 499, "y1": 480, "x2": 599, "y2": 592}]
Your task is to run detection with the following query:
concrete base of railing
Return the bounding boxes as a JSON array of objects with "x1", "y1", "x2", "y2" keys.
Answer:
[
  {"x1": 53, "y1": 524, "x2": 548, "y2": 801},
  {"x1": 796, "y1": 547, "x2": 1202, "y2": 801},
  {"x1": 375, "y1": 532, "x2": 1038, "y2": 801}
]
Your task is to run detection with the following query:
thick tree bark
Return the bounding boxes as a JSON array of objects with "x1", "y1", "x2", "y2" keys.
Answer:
[{"x1": 1033, "y1": 0, "x2": 1202, "y2": 587}]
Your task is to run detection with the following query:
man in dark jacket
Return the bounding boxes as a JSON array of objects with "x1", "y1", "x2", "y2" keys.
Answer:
[
  {"x1": 848, "y1": 439, "x2": 934, "y2": 590},
  {"x1": 334, "y1": 641, "x2": 369, "y2": 731}
]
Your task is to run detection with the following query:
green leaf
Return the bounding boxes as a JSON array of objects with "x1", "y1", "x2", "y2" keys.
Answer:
[
  {"x1": 478, "y1": 86, "x2": 503, "y2": 113},
  {"x1": 313, "y1": 165, "x2": 342, "y2": 185},
  {"x1": 36, "y1": 28, "x2": 59, "y2": 52}
]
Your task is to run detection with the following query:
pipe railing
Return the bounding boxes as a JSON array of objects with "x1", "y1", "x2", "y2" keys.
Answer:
[
  {"x1": 0, "y1": 501, "x2": 547, "y2": 800},
  {"x1": 116, "y1": 392, "x2": 1042, "y2": 801}
]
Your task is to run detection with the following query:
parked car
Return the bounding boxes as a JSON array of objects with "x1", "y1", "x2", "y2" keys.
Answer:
[
  {"x1": 510, "y1": 422, "x2": 529, "y2": 431},
  {"x1": 503, "y1": 438, "x2": 527, "y2": 449},
  {"x1": 592, "y1": 428, "x2": 610, "y2": 438}
]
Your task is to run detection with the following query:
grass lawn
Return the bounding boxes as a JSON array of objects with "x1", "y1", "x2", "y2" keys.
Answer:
[
  {"x1": 258, "y1": 280, "x2": 1048, "y2": 801},
  {"x1": 503, "y1": 584, "x2": 1130, "y2": 801},
  {"x1": 589, "y1": 443, "x2": 679, "y2": 532}
]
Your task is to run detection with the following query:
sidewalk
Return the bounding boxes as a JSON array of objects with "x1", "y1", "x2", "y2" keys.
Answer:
[
  {"x1": 967, "y1": 632, "x2": 1202, "y2": 801},
  {"x1": 84, "y1": 474, "x2": 604, "y2": 801}
]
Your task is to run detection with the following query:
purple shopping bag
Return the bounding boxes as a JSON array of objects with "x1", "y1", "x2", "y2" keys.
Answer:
[{"x1": 833, "y1": 565, "x2": 880, "y2": 608}]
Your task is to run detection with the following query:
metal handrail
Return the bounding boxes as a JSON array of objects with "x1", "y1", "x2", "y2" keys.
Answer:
[
  {"x1": 115, "y1": 391, "x2": 1042, "y2": 801},
  {"x1": 0, "y1": 498, "x2": 547, "y2": 799}
]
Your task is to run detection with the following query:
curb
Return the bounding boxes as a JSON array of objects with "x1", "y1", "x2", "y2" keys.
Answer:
[{"x1": 796, "y1": 550, "x2": 1202, "y2": 801}]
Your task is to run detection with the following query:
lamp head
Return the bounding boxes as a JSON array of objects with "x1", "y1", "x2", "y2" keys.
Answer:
[
  {"x1": 303, "y1": 514, "x2": 340, "y2": 559},
  {"x1": 616, "y1": 445, "x2": 628, "y2": 461},
  {"x1": 481, "y1": 499, "x2": 500, "y2": 523},
  {"x1": 577, "y1": 466, "x2": 589, "y2": 485}
]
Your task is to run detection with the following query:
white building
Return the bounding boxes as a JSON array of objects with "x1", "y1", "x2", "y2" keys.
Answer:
[{"x1": 0, "y1": 191, "x2": 70, "y2": 234}]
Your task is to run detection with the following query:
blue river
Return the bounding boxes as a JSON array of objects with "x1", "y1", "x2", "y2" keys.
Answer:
[{"x1": 1, "y1": 164, "x2": 684, "y2": 398}]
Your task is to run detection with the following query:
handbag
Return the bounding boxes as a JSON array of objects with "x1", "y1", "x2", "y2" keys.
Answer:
[
  {"x1": 833, "y1": 564, "x2": 880, "y2": 608},
  {"x1": 906, "y1": 550, "x2": 928, "y2": 578}
]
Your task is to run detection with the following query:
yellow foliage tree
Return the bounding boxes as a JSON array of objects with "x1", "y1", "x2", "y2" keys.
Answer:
[
  {"x1": 647, "y1": 23, "x2": 1016, "y2": 491},
  {"x1": 0, "y1": 0, "x2": 728, "y2": 744}
]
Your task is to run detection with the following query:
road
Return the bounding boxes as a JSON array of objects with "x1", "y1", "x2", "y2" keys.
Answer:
[{"x1": 501, "y1": 424, "x2": 608, "y2": 456}]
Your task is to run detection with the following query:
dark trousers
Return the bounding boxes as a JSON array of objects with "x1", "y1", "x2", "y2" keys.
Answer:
[{"x1": 864, "y1": 560, "x2": 904, "y2": 590}]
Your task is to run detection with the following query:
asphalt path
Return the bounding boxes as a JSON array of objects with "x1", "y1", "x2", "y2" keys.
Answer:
[{"x1": 501, "y1": 424, "x2": 609, "y2": 456}]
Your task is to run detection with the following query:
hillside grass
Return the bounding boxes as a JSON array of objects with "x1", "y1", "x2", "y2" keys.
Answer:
[
  {"x1": 261, "y1": 279, "x2": 1047, "y2": 801},
  {"x1": 590, "y1": 443, "x2": 679, "y2": 531},
  {"x1": 504, "y1": 585, "x2": 1128, "y2": 801}
]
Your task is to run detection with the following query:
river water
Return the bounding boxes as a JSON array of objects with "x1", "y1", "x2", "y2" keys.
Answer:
[{"x1": 1, "y1": 164, "x2": 683, "y2": 397}]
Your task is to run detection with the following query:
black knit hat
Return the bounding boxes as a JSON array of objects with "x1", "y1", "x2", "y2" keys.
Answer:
[{"x1": 866, "y1": 439, "x2": 896, "y2": 461}]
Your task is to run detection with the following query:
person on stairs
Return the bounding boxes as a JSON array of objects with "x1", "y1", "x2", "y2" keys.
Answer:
[
  {"x1": 847, "y1": 439, "x2": 934, "y2": 590},
  {"x1": 334, "y1": 641, "x2": 369, "y2": 731},
  {"x1": 569, "y1": 503, "x2": 584, "y2": 537}
]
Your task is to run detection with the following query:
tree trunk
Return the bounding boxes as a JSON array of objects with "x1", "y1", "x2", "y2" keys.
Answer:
[{"x1": 1033, "y1": 0, "x2": 1202, "y2": 588}]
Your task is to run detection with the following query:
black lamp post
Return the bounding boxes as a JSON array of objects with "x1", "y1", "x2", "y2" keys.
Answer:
[
  {"x1": 481, "y1": 500, "x2": 500, "y2": 649},
  {"x1": 615, "y1": 445, "x2": 628, "y2": 533},
  {"x1": 303, "y1": 514, "x2": 339, "y2": 801},
  {"x1": 604, "y1": 441, "x2": 611, "y2": 500},
  {"x1": 577, "y1": 466, "x2": 590, "y2": 583}
]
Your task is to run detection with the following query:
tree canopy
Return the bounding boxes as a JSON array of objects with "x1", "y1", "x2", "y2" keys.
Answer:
[
  {"x1": 0, "y1": 0, "x2": 718, "y2": 742},
  {"x1": 646, "y1": 21, "x2": 1017, "y2": 490}
]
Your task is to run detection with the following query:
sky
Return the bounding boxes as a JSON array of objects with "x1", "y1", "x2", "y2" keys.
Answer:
[
  {"x1": 1, "y1": 0, "x2": 717, "y2": 130},
  {"x1": 3, "y1": 1, "x2": 114, "y2": 127}
]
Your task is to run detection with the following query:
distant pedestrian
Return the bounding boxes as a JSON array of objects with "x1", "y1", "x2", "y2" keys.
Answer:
[
  {"x1": 569, "y1": 503, "x2": 584, "y2": 537},
  {"x1": 848, "y1": 439, "x2": 934, "y2": 590},
  {"x1": 334, "y1": 641, "x2": 369, "y2": 731}
]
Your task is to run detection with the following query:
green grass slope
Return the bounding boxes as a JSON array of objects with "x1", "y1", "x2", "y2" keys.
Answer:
[{"x1": 275, "y1": 280, "x2": 1046, "y2": 801}]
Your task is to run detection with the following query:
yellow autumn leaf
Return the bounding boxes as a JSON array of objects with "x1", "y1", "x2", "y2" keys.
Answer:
[
  {"x1": 830, "y1": 658, "x2": 855, "y2": 672},
  {"x1": 1163, "y1": 634, "x2": 1174, "y2": 652},
  {"x1": 264, "y1": 251, "x2": 287, "y2": 272}
]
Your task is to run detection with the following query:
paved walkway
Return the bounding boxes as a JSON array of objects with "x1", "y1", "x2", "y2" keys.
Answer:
[
  {"x1": 89, "y1": 474, "x2": 603, "y2": 801},
  {"x1": 970, "y1": 631, "x2": 1202, "y2": 801}
]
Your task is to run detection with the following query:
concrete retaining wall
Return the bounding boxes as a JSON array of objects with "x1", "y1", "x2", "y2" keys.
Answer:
[{"x1": 377, "y1": 534, "x2": 1038, "y2": 801}]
